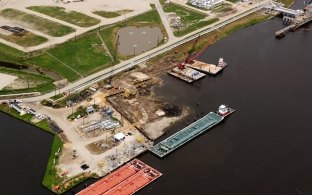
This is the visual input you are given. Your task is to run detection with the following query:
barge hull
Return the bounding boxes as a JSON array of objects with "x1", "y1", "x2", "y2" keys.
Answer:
[{"x1": 76, "y1": 159, "x2": 161, "y2": 195}]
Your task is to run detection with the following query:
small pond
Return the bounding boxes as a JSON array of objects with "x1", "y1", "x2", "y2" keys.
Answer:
[{"x1": 116, "y1": 26, "x2": 164, "y2": 56}]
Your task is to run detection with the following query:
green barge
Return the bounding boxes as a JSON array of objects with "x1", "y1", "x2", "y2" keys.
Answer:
[{"x1": 150, "y1": 105, "x2": 234, "y2": 158}]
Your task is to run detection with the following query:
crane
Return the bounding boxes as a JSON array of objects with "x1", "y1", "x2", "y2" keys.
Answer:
[
  {"x1": 177, "y1": 35, "x2": 201, "y2": 70},
  {"x1": 184, "y1": 35, "x2": 200, "y2": 64}
]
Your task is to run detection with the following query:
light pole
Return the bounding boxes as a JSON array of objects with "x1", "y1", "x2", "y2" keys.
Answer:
[{"x1": 133, "y1": 44, "x2": 137, "y2": 56}]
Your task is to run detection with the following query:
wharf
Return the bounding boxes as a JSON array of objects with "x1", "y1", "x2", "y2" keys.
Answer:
[
  {"x1": 167, "y1": 67, "x2": 205, "y2": 83},
  {"x1": 150, "y1": 112, "x2": 224, "y2": 158},
  {"x1": 76, "y1": 159, "x2": 162, "y2": 195},
  {"x1": 186, "y1": 60, "x2": 226, "y2": 75}
]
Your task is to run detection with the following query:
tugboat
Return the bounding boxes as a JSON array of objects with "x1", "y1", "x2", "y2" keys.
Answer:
[
  {"x1": 217, "y1": 105, "x2": 235, "y2": 117},
  {"x1": 217, "y1": 57, "x2": 227, "y2": 68}
]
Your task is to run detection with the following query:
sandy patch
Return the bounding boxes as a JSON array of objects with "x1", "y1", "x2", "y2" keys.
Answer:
[{"x1": 0, "y1": 73, "x2": 17, "y2": 90}]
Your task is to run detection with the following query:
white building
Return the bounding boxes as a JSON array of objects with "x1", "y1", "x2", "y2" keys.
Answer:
[{"x1": 189, "y1": 0, "x2": 224, "y2": 9}]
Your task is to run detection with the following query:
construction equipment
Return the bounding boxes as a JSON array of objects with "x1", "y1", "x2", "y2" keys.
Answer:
[
  {"x1": 176, "y1": 35, "x2": 201, "y2": 70},
  {"x1": 184, "y1": 35, "x2": 200, "y2": 64}
]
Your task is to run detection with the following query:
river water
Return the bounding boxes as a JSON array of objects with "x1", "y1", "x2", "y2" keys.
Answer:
[{"x1": 2, "y1": 0, "x2": 312, "y2": 194}]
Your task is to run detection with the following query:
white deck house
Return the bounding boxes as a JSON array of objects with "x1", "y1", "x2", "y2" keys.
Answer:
[{"x1": 189, "y1": 0, "x2": 224, "y2": 9}]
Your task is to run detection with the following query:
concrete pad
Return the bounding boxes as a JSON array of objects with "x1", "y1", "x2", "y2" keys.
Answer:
[{"x1": 0, "y1": 73, "x2": 17, "y2": 90}]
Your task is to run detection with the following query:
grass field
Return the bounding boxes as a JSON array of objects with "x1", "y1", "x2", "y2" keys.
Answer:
[
  {"x1": 0, "y1": 42, "x2": 23, "y2": 63},
  {"x1": 162, "y1": 2, "x2": 218, "y2": 36},
  {"x1": 0, "y1": 66, "x2": 55, "y2": 95},
  {"x1": 26, "y1": 31, "x2": 112, "y2": 81},
  {"x1": 93, "y1": 9, "x2": 132, "y2": 18},
  {"x1": 28, "y1": 6, "x2": 101, "y2": 27},
  {"x1": 0, "y1": 32, "x2": 48, "y2": 47},
  {"x1": 212, "y1": 3, "x2": 234, "y2": 13},
  {"x1": 42, "y1": 135, "x2": 63, "y2": 191},
  {"x1": 99, "y1": 8, "x2": 165, "y2": 60},
  {"x1": 0, "y1": 9, "x2": 75, "y2": 37}
]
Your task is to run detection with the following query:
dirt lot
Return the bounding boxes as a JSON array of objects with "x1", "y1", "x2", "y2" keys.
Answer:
[{"x1": 104, "y1": 54, "x2": 189, "y2": 140}]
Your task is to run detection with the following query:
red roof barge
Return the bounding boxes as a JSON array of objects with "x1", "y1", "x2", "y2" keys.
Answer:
[{"x1": 76, "y1": 159, "x2": 162, "y2": 195}]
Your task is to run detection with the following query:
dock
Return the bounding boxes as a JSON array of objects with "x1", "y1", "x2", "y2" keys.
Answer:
[
  {"x1": 150, "y1": 112, "x2": 226, "y2": 158},
  {"x1": 167, "y1": 67, "x2": 205, "y2": 83},
  {"x1": 185, "y1": 59, "x2": 227, "y2": 75},
  {"x1": 76, "y1": 159, "x2": 162, "y2": 195},
  {"x1": 273, "y1": 3, "x2": 312, "y2": 38}
]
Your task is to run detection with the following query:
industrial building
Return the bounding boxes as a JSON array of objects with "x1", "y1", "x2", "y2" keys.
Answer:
[{"x1": 189, "y1": 0, "x2": 224, "y2": 9}]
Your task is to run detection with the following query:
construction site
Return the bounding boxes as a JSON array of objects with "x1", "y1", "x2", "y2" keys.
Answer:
[{"x1": 10, "y1": 46, "x2": 195, "y2": 193}]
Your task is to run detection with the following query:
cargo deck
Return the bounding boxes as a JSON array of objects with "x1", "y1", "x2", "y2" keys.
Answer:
[
  {"x1": 150, "y1": 112, "x2": 225, "y2": 158},
  {"x1": 76, "y1": 159, "x2": 162, "y2": 195},
  {"x1": 167, "y1": 67, "x2": 205, "y2": 83},
  {"x1": 186, "y1": 60, "x2": 227, "y2": 75}
]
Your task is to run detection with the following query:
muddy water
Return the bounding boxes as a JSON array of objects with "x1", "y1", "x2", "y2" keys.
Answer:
[{"x1": 117, "y1": 26, "x2": 163, "y2": 56}]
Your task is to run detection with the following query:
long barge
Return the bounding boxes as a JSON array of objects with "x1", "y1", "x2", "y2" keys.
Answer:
[
  {"x1": 150, "y1": 105, "x2": 235, "y2": 158},
  {"x1": 76, "y1": 159, "x2": 162, "y2": 195}
]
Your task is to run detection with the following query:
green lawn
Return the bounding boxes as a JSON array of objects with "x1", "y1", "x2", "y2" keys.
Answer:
[
  {"x1": 99, "y1": 9, "x2": 165, "y2": 60},
  {"x1": 28, "y1": 6, "x2": 100, "y2": 27},
  {"x1": 93, "y1": 9, "x2": 132, "y2": 18},
  {"x1": 212, "y1": 3, "x2": 234, "y2": 12},
  {"x1": 42, "y1": 135, "x2": 63, "y2": 191},
  {"x1": 162, "y1": 2, "x2": 218, "y2": 36},
  {"x1": 0, "y1": 42, "x2": 23, "y2": 63},
  {"x1": 175, "y1": 18, "x2": 219, "y2": 36},
  {"x1": 0, "y1": 32, "x2": 48, "y2": 47},
  {"x1": 0, "y1": 8, "x2": 75, "y2": 37},
  {"x1": 26, "y1": 31, "x2": 112, "y2": 81},
  {"x1": 0, "y1": 67, "x2": 55, "y2": 95}
]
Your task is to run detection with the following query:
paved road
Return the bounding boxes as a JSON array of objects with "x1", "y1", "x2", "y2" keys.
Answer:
[
  {"x1": 154, "y1": 0, "x2": 176, "y2": 41},
  {"x1": 4, "y1": 1, "x2": 270, "y2": 103}
]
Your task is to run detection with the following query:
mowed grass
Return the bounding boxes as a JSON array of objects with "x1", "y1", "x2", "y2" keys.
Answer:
[
  {"x1": 28, "y1": 6, "x2": 100, "y2": 27},
  {"x1": 26, "y1": 31, "x2": 112, "y2": 81},
  {"x1": 93, "y1": 9, "x2": 132, "y2": 18},
  {"x1": 99, "y1": 9, "x2": 165, "y2": 59},
  {"x1": 42, "y1": 135, "x2": 63, "y2": 191},
  {"x1": 162, "y1": 2, "x2": 218, "y2": 36},
  {"x1": 0, "y1": 8, "x2": 75, "y2": 37},
  {"x1": 0, "y1": 42, "x2": 23, "y2": 63},
  {"x1": 0, "y1": 32, "x2": 48, "y2": 47}
]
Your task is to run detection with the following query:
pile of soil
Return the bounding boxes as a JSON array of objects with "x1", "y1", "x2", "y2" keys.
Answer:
[{"x1": 162, "y1": 103, "x2": 182, "y2": 117}]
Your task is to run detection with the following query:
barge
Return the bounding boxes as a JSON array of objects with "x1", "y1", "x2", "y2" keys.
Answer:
[
  {"x1": 150, "y1": 105, "x2": 235, "y2": 158},
  {"x1": 76, "y1": 159, "x2": 162, "y2": 195},
  {"x1": 167, "y1": 66, "x2": 205, "y2": 83},
  {"x1": 185, "y1": 58, "x2": 227, "y2": 75}
]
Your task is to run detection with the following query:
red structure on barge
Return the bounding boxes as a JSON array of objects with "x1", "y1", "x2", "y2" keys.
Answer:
[{"x1": 77, "y1": 159, "x2": 162, "y2": 195}]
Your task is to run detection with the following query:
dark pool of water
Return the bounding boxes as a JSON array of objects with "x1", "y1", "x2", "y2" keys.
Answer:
[{"x1": 117, "y1": 26, "x2": 163, "y2": 56}]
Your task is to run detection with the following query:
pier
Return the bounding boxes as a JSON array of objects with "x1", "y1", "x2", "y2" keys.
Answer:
[
  {"x1": 150, "y1": 112, "x2": 225, "y2": 158},
  {"x1": 267, "y1": 1, "x2": 312, "y2": 38},
  {"x1": 76, "y1": 159, "x2": 162, "y2": 195}
]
